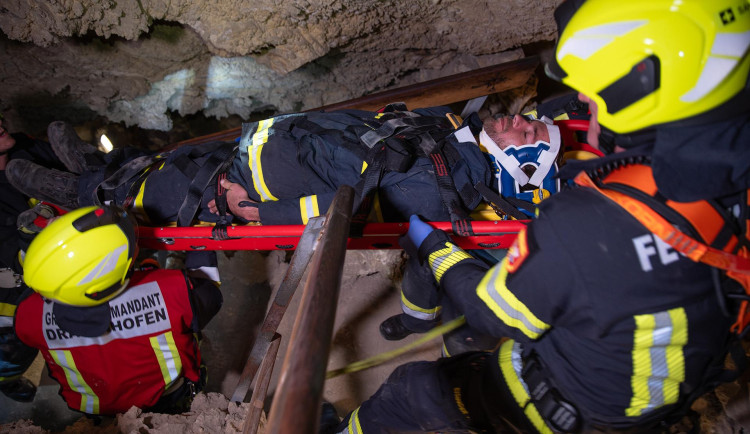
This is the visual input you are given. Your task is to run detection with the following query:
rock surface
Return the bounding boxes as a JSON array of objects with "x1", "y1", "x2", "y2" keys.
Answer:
[{"x1": 0, "y1": 0, "x2": 560, "y2": 133}]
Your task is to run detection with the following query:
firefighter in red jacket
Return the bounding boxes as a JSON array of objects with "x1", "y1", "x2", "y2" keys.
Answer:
[
  {"x1": 14, "y1": 205, "x2": 222, "y2": 415},
  {"x1": 326, "y1": 0, "x2": 750, "y2": 432}
]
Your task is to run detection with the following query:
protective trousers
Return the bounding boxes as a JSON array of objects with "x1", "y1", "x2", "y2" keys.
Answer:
[
  {"x1": 334, "y1": 352, "x2": 538, "y2": 433},
  {"x1": 400, "y1": 256, "x2": 500, "y2": 355}
]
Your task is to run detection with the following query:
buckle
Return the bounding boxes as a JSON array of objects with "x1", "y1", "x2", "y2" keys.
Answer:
[{"x1": 521, "y1": 352, "x2": 581, "y2": 433}]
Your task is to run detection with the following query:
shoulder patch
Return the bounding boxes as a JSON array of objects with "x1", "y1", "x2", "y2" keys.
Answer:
[{"x1": 505, "y1": 226, "x2": 530, "y2": 273}]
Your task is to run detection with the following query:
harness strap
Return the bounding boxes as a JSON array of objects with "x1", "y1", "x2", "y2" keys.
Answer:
[
  {"x1": 360, "y1": 116, "x2": 449, "y2": 149},
  {"x1": 176, "y1": 143, "x2": 238, "y2": 227},
  {"x1": 350, "y1": 151, "x2": 385, "y2": 238},
  {"x1": 94, "y1": 154, "x2": 168, "y2": 206},
  {"x1": 422, "y1": 132, "x2": 475, "y2": 237},
  {"x1": 575, "y1": 168, "x2": 750, "y2": 333},
  {"x1": 473, "y1": 182, "x2": 530, "y2": 220}
]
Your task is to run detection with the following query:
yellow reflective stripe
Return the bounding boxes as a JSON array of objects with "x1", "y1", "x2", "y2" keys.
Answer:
[
  {"x1": 498, "y1": 340, "x2": 553, "y2": 434},
  {"x1": 249, "y1": 118, "x2": 278, "y2": 202},
  {"x1": 476, "y1": 257, "x2": 550, "y2": 339},
  {"x1": 0, "y1": 302, "x2": 16, "y2": 317},
  {"x1": 361, "y1": 161, "x2": 368, "y2": 174},
  {"x1": 299, "y1": 195, "x2": 320, "y2": 225},
  {"x1": 0, "y1": 373, "x2": 22, "y2": 382},
  {"x1": 134, "y1": 161, "x2": 165, "y2": 225},
  {"x1": 626, "y1": 308, "x2": 687, "y2": 417},
  {"x1": 346, "y1": 406, "x2": 363, "y2": 433},
  {"x1": 427, "y1": 242, "x2": 474, "y2": 284},
  {"x1": 150, "y1": 332, "x2": 183, "y2": 389},
  {"x1": 400, "y1": 290, "x2": 441, "y2": 320},
  {"x1": 50, "y1": 349, "x2": 99, "y2": 414}
]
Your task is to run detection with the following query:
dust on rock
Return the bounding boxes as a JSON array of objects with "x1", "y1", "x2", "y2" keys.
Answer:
[{"x1": 0, "y1": 393, "x2": 265, "y2": 434}]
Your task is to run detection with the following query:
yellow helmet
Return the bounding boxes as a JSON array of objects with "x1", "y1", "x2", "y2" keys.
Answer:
[
  {"x1": 23, "y1": 206, "x2": 137, "y2": 307},
  {"x1": 547, "y1": 0, "x2": 750, "y2": 134}
]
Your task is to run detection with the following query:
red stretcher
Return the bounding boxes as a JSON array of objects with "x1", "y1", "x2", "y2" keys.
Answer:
[
  {"x1": 136, "y1": 220, "x2": 529, "y2": 251},
  {"x1": 134, "y1": 119, "x2": 600, "y2": 251}
]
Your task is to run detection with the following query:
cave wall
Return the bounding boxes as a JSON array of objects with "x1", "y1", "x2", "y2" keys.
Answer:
[{"x1": 0, "y1": 0, "x2": 562, "y2": 135}]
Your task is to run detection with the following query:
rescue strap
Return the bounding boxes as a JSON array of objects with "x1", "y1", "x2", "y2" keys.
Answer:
[
  {"x1": 575, "y1": 167, "x2": 750, "y2": 334},
  {"x1": 473, "y1": 182, "x2": 533, "y2": 220},
  {"x1": 521, "y1": 350, "x2": 581, "y2": 433},
  {"x1": 211, "y1": 172, "x2": 231, "y2": 240},
  {"x1": 94, "y1": 154, "x2": 167, "y2": 206},
  {"x1": 325, "y1": 315, "x2": 466, "y2": 379},
  {"x1": 349, "y1": 114, "x2": 477, "y2": 237},
  {"x1": 175, "y1": 142, "x2": 238, "y2": 227}
]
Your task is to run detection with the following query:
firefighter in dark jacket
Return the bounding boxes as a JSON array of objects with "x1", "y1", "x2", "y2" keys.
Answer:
[
  {"x1": 0, "y1": 116, "x2": 71, "y2": 403},
  {"x1": 14, "y1": 206, "x2": 223, "y2": 415},
  {"x1": 328, "y1": 0, "x2": 750, "y2": 432}
]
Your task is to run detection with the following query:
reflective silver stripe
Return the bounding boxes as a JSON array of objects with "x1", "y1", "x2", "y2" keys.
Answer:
[
  {"x1": 50, "y1": 349, "x2": 98, "y2": 414},
  {"x1": 154, "y1": 333, "x2": 181, "y2": 384},
  {"x1": 428, "y1": 243, "x2": 473, "y2": 283},
  {"x1": 77, "y1": 244, "x2": 127, "y2": 286},
  {"x1": 400, "y1": 301, "x2": 440, "y2": 321},
  {"x1": 338, "y1": 406, "x2": 362, "y2": 434},
  {"x1": 481, "y1": 264, "x2": 547, "y2": 338}
]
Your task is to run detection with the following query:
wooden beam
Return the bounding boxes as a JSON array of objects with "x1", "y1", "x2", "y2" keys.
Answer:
[{"x1": 266, "y1": 186, "x2": 354, "y2": 434}]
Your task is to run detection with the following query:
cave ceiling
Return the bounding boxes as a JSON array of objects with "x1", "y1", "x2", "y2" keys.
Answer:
[{"x1": 0, "y1": 0, "x2": 562, "y2": 136}]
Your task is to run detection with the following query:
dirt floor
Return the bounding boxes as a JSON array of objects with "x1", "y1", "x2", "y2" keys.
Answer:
[{"x1": 1, "y1": 248, "x2": 750, "y2": 433}]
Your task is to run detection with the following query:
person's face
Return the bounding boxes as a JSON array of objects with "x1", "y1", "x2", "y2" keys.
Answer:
[
  {"x1": 0, "y1": 118, "x2": 16, "y2": 154},
  {"x1": 482, "y1": 114, "x2": 550, "y2": 150},
  {"x1": 577, "y1": 93, "x2": 626, "y2": 153}
]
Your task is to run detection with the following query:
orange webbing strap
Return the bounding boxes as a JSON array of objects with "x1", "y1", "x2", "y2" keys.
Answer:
[{"x1": 575, "y1": 170, "x2": 750, "y2": 333}]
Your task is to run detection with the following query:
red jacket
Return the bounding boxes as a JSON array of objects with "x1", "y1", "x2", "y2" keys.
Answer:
[{"x1": 15, "y1": 269, "x2": 202, "y2": 415}]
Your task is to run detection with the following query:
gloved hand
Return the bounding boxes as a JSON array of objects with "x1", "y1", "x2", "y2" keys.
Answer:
[
  {"x1": 17, "y1": 202, "x2": 61, "y2": 234},
  {"x1": 406, "y1": 214, "x2": 435, "y2": 249}
]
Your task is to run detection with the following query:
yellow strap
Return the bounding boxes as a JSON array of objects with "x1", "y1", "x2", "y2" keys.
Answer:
[{"x1": 325, "y1": 316, "x2": 466, "y2": 379}]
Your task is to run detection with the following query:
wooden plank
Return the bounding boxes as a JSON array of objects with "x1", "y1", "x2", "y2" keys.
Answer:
[{"x1": 266, "y1": 186, "x2": 354, "y2": 434}]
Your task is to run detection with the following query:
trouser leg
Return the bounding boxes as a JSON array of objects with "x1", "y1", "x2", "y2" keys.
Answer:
[
  {"x1": 334, "y1": 353, "x2": 500, "y2": 433},
  {"x1": 441, "y1": 297, "x2": 502, "y2": 356},
  {"x1": 399, "y1": 256, "x2": 441, "y2": 325}
]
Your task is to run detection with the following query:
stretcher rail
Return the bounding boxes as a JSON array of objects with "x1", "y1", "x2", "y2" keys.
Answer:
[{"x1": 136, "y1": 220, "x2": 528, "y2": 251}]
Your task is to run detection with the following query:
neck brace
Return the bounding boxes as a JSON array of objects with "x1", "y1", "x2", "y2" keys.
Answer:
[{"x1": 479, "y1": 116, "x2": 561, "y2": 188}]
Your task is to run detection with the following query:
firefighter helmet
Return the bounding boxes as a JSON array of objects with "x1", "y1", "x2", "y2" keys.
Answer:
[
  {"x1": 23, "y1": 206, "x2": 137, "y2": 307},
  {"x1": 547, "y1": 0, "x2": 750, "y2": 134}
]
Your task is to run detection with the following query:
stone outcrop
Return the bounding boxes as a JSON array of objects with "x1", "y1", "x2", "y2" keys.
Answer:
[{"x1": 0, "y1": 0, "x2": 560, "y2": 133}]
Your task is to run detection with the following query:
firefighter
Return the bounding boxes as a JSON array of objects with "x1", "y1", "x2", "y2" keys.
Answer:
[
  {"x1": 0, "y1": 115, "x2": 73, "y2": 403},
  {"x1": 13, "y1": 205, "x2": 223, "y2": 415},
  {"x1": 327, "y1": 0, "x2": 750, "y2": 432}
]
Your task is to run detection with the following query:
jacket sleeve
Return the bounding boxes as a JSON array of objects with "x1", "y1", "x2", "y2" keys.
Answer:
[
  {"x1": 418, "y1": 214, "x2": 571, "y2": 342},
  {"x1": 184, "y1": 251, "x2": 223, "y2": 331},
  {"x1": 257, "y1": 192, "x2": 337, "y2": 225}
]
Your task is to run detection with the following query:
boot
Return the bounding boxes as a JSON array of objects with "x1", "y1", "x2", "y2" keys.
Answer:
[
  {"x1": 318, "y1": 401, "x2": 341, "y2": 434},
  {"x1": 0, "y1": 377, "x2": 37, "y2": 402},
  {"x1": 47, "y1": 121, "x2": 103, "y2": 174},
  {"x1": 6, "y1": 159, "x2": 79, "y2": 209},
  {"x1": 379, "y1": 314, "x2": 438, "y2": 341}
]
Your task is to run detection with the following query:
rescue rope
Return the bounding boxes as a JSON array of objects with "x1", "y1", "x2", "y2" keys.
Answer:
[{"x1": 325, "y1": 315, "x2": 467, "y2": 379}]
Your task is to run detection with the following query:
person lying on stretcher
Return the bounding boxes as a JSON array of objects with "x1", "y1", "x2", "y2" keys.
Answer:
[{"x1": 6, "y1": 94, "x2": 597, "y2": 227}]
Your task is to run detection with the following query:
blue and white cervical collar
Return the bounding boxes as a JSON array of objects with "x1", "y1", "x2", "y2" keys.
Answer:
[{"x1": 479, "y1": 116, "x2": 562, "y2": 215}]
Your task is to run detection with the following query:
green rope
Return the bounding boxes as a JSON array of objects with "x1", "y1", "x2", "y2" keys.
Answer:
[{"x1": 325, "y1": 315, "x2": 467, "y2": 379}]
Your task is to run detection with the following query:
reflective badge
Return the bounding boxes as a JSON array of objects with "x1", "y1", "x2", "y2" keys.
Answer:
[{"x1": 505, "y1": 228, "x2": 530, "y2": 273}]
